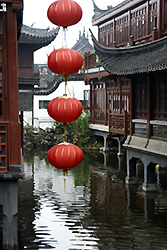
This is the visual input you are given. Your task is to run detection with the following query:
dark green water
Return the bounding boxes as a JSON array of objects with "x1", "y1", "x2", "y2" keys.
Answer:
[{"x1": 17, "y1": 150, "x2": 167, "y2": 250}]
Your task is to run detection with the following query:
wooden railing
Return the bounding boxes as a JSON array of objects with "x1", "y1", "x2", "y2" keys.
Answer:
[
  {"x1": 93, "y1": 109, "x2": 107, "y2": 125},
  {"x1": 90, "y1": 109, "x2": 130, "y2": 138},
  {"x1": 109, "y1": 111, "x2": 130, "y2": 138}
]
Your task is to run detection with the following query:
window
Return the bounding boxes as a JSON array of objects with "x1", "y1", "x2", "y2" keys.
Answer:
[
  {"x1": 39, "y1": 100, "x2": 50, "y2": 109},
  {"x1": 134, "y1": 78, "x2": 147, "y2": 118},
  {"x1": 153, "y1": 76, "x2": 167, "y2": 120}
]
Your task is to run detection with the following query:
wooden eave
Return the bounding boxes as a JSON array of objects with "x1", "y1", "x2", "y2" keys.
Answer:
[
  {"x1": 92, "y1": 0, "x2": 148, "y2": 26},
  {"x1": 84, "y1": 67, "x2": 109, "y2": 82}
]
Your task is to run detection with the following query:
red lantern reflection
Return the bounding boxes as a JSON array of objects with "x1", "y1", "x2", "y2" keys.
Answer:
[{"x1": 47, "y1": 142, "x2": 83, "y2": 170}]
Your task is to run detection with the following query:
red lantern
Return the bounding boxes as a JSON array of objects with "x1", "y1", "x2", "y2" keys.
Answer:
[
  {"x1": 47, "y1": 0, "x2": 82, "y2": 28},
  {"x1": 47, "y1": 142, "x2": 83, "y2": 170},
  {"x1": 47, "y1": 94, "x2": 82, "y2": 123},
  {"x1": 48, "y1": 48, "x2": 83, "y2": 76}
]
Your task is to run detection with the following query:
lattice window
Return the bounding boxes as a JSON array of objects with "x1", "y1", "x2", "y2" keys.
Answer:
[
  {"x1": 150, "y1": 1, "x2": 157, "y2": 32},
  {"x1": 131, "y1": 4, "x2": 147, "y2": 40},
  {"x1": 115, "y1": 14, "x2": 128, "y2": 45},
  {"x1": 99, "y1": 21, "x2": 114, "y2": 47}
]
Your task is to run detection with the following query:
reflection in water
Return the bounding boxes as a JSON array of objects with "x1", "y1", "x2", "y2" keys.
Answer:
[{"x1": 16, "y1": 150, "x2": 167, "y2": 250}]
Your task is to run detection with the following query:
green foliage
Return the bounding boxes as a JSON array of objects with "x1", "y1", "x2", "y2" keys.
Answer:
[
  {"x1": 71, "y1": 151, "x2": 90, "y2": 186},
  {"x1": 66, "y1": 111, "x2": 91, "y2": 147},
  {"x1": 23, "y1": 111, "x2": 92, "y2": 149},
  {"x1": 24, "y1": 125, "x2": 59, "y2": 149},
  {"x1": 92, "y1": 141, "x2": 103, "y2": 148}
]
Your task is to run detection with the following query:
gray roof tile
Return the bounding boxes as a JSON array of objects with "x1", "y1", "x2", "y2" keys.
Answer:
[
  {"x1": 18, "y1": 24, "x2": 60, "y2": 46},
  {"x1": 90, "y1": 29, "x2": 167, "y2": 75}
]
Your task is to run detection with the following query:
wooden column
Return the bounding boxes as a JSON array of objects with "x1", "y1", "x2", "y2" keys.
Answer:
[
  {"x1": 157, "y1": 0, "x2": 162, "y2": 38},
  {"x1": 113, "y1": 19, "x2": 116, "y2": 46},
  {"x1": 146, "y1": 0, "x2": 150, "y2": 35},
  {"x1": 92, "y1": 83, "x2": 95, "y2": 124},
  {"x1": 129, "y1": 78, "x2": 133, "y2": 135},
  {"x1": 147, "y1": 76, "x2": 151, "y2": 139},
  {"x1": 6, "y1": 4, "x2": 21, "y2": 166},
  {"x1": 128, "y1": 10, "x2": 131, "y2": 38},
  {"x1": 105, "y1": 82, "x2": 108, "y2": 126},
  {"x1": 90, "y1": 83, "x2": 92, "y2": 123},
  {"x1": 119, "y1": 78, "x2": 122, "y2": 114}
]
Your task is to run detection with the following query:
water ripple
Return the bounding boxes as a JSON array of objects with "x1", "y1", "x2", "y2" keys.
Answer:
[{"x1": 18, "y1": 152, "x2": 167, "y2": 250}]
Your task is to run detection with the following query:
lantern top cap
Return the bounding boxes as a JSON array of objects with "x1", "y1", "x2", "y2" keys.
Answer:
[
  {"x1": 59, "y1": 142, "x2": 69, "y2": 145},
  {"x1": 58, "y1": 94, "x2": 75, "y2": 99}
]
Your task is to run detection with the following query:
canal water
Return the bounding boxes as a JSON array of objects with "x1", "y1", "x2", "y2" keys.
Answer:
[{"x1": 17, "y1": 149, "x2": 167, "y2": 250}]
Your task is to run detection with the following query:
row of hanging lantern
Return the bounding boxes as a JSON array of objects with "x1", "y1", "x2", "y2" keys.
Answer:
[{"x1": 47, "y1": 0, "x2": 84, "y2": 174}]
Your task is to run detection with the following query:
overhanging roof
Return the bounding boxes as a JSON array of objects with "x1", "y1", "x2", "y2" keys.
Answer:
[
  {"x1": 90, "y1": 29, "x2": 167, "y2": 76},
  {"x1": 18, "y1": 25, "x2": 60, "y2": 51}
]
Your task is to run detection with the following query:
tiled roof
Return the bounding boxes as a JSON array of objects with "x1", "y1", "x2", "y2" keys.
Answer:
[
  {"x1": 92, "y1": 0, "x2": 108, "y2": 19},
  {"x1": 34, "y1": 73, "x2": 84, "y2": 95},
  {"x1": 18, "y1": 24, "x2": 60, "y2": 48},
  {"x1": 72, "y1": 31, "x2": 93, "y2": 53},
  {"x1": 90, "y1": 29, "x2": 167, "y2": 75},
  {"x1": 92, "y1": 0, "x2": 132, "y2": 22}
]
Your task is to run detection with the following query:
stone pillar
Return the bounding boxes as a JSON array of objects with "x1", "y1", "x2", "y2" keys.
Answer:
[
  {"x1": 102, "y1": 136, "x2": 109, "y2": 152},
  {"x1": 103, "y1": 152, "x2": 110, "y2": 166},
  {"x1": 142, "y1": 163, "x2": 157, "y2": 192},
  {"x1": 125, "y1": 157, "x2": 138, "y2": 185},
  {"x1": 0, "y1": 181, "x2": 18, "y2": 249},
  {"x1": 117, "y1": 139, "x2": 124, "y2": 157}
]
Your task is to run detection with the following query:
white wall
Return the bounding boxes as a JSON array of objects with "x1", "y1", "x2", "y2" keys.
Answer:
[{"x1": 33, "y1": 80, "x2": 90, "y2": 129}]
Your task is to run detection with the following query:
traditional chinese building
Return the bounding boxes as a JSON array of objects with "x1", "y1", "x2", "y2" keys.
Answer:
[
  {"x1": 0, "y1": 0, "x2": 24, "y2": 248},
  {"x1": 84, "y1": 0, "x2": 167, "y2": 191},
  {"x1": 18, "y1": 24, "x2": 60, "y2": 111},
  {"x1": 0, "y1": 1, "x2": 23, "y2": 173},
  {"x1": 72, "y1": 28, "x2": 94, "y2": 55}
]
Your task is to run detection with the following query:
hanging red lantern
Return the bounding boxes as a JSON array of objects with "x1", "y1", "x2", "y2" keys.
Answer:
[
  {"x1": 47, "y1": 94, "x2": 82, "y2": 123},
  {"x1": 48, "y1": 48, "x2": 83, "y2": 76},
  {"x1": 47, "y1": 0, "x2": 82, "y2": 28},
  {"x1": 47, "y1": 142, "x2": 83, "y2": 170}
]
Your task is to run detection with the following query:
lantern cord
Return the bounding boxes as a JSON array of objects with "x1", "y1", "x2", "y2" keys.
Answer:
[
  {"x1": 64, "y1": 75, "x2": 68, "y2": 94},
  {"x1": 63, "y1": 123, "x2": 67, "y2": 141},
  {"x1": 65, "y1": 81, "x2": 66, "y2": 95},
  {"x1": 62, "y1": 27, "x2": 67, "y2": 48}
]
